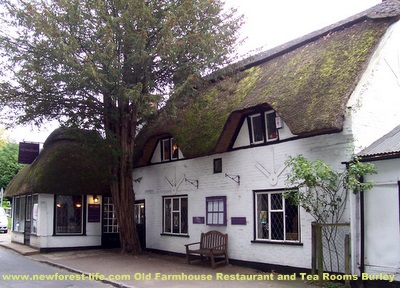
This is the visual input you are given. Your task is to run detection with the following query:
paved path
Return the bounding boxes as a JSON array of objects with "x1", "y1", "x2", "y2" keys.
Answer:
[{"x1": 0, "y1": 232, "x2": 317, "y2": 288}]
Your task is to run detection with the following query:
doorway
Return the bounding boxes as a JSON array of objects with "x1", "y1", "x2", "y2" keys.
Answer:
[{"x1": 102, "y1": 196, "x2": 120, "y2": 248}]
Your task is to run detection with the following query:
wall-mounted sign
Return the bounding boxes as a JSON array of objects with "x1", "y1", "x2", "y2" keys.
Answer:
[
  {"x1": 88, "y1": 204, "x2": 101, "y2": 222},
  {"x1": 18, "y1": 142, "x2": 40, "y2": 164}
]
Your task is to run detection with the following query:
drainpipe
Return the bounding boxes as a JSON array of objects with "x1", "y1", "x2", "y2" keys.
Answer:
[{"x1": 359, "y1": 176, "x2": 365, "y2": 287}]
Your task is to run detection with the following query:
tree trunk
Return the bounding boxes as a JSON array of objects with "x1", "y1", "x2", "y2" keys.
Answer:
[{"x1": 106, "y1": 98, "x2": 142, "y2": 254}]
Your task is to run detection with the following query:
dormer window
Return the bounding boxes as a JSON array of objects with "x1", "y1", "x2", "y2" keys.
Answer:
[
  {"x1": 248, "y1": 110, "x2": 279, "y2": 145},
  {"x1": 161, "y1": 137, "x2": 179, "y2": 162}
]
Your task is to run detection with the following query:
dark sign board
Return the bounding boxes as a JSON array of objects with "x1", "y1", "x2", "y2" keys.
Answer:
[
  {"x1": 18, "y1": 142, "x2": 40, "y2": 164},
  {"x1": 88, "y1": 204, "x2": 101, "y2": 222}
]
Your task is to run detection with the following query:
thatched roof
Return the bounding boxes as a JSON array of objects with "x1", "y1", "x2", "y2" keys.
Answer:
[
  {"x1": 5, "y1": 128, "x2": 112, "y2": 197},
  {"x1": 134, "y1": 1, "x2": 400, "y2": 166}
]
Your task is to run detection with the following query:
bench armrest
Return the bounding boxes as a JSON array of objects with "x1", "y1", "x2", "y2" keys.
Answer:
[{"x1": 184, "y1": 242, "x2": 201, "y2": 248}]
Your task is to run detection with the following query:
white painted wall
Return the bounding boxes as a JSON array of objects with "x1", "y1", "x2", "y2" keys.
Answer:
[
  {"x1": 12, "y1": 194, "x2": 103, "y2": 249},
  {"x1": 347, "y1": 20, "x2": 400, "y2": 153},
  {"x1": 133, "y1": 129, "x2": 354, "y2": 269},
  {"x1": 359, "y1": 158, "x2": 400, "y2": 281}
]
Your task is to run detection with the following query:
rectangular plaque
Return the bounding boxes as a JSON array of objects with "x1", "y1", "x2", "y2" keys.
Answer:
[
  {"x1": 88, "y1": 204, "x2": 101, "y2": 222},
  {"x1": 192, "y1": 217, "x2": 205, "y2": 224},
  {"x1": 231, "y1": 217, "x2": 246, "y2": 225}
]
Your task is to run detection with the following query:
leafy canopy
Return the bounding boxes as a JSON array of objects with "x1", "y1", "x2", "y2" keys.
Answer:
[
  {"x1": 0, "y1": 0, "x2": 243, "y2": 129},
  {"x1": 284, "y1": 155, "x2": 376, "y2": 223},
  {"x1": 0, "y1": 142, "x2": 24, "y2": 190}
]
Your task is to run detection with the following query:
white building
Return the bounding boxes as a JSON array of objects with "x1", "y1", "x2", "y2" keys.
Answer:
[
  {"x1": 132, "y1": 0, "x2": 400, "y2": 280},
  {"x1": 356, "y1": 125, "x2": 400, "y2": 284}
]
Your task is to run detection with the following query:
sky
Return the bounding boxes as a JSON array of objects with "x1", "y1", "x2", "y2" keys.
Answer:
[{"x1": 4, "y1": 0, "x2": 382, "y2": 144}]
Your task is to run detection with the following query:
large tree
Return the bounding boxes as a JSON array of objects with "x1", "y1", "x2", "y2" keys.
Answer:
[
  {"x1": 0, "y1": 142, "x2": 24, "y2": 191},
  {"x1": 0, "y1": 0, "x2": 243, "y2": 253}
]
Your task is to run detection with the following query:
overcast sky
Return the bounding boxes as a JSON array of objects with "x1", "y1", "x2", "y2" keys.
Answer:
[{"x1": 5, "y1": 0, "x2": 382, "y2": 143}]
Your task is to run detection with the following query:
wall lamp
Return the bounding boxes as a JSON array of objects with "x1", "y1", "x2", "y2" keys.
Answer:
[{"x1": 93, "y1": 195, "x2": 99, "y2": 204}]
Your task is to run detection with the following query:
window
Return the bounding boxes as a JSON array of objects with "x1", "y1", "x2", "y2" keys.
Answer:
[
  {"x1": 206, "y1": 196, "x2": 227, "y2": 226},
  {"x1": 248, "y1": 110, "x2": 279, "y2": 144},
  {"x1": 213, "y1": 158, "x2": 222, "y2": 173},
  {"x1": 32, "y1": 195, "x2": 38, "y2": 234},
  {"x1": 13, "y1": 196, "x2": 25, "y2": 232},
  {"x1": 134, "y1": 202, "x2": 145, "y2": 225},
  {"x1": 249, "y1": 114, "x2": 264, "y2": 144},
  {"x1": 161, "y1": 138, "x2": 179, "y2": 162},
  {"x1": 254, "y1": 190, "x2": 299, "y2": 242},
  {"x1": 103, "y1": 197, "x2": 119, "y2": 233},
  {"x1": 55, "y1": 195, "x2": 83, "y2": 234},
  {"x1": 163, "y1": 195, "x2": 188, "y2": 235}
]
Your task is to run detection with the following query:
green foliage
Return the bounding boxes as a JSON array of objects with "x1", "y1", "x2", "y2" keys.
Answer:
[
  {"x1": 0, "y1": 0, "x2": 243, "y2": 129},
  {"x1": 284, "y1": 155, "x2": 376, "y2": 223},
  {"x1": 0, "y1": 0, "x2": 243, "y2": 253},
  {"x1": 0, "y1": 142, "x2": 24, "y2": 190}
]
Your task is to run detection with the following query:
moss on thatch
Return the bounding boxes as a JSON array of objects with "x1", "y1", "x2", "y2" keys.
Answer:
[
  {"x1": 5, "y1": 128, "x2": 112, "y2": 196},
  {"x1": 133, "y1": 15, "x2": 398, "y2": 164}
]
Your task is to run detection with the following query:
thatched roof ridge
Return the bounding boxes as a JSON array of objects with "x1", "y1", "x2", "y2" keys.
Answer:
[
  {"x1": 132, "y1": 2, "x2": 400, "y2": 166},
  {"x1": 5, "y1": 128, "x2": 111, "y2": 196}
]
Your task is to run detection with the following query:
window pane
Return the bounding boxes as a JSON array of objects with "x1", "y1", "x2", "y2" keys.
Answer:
[
  {"x1": 172, "y1": 198, "x2": 179, "y2": 211},
  {"x1": 251, "y1": 115, "x2": 264, "y2": 143},
  {"x1": 19, "y1": 196, "x2": 25, "y2": 232},
  {"x1": 218, "y1": 213, "x2": 224, "y2": 224},
  {"x1": 266, "y1": 111, "x2": 278, "y2": 141},
  {"x1": 13, "y1": 197, "x2": 20, "y2": 231},
  {"x1": 181, "y1": 198, "x2": 188, "y2": 234},
  {"x1": 26, "y1": 195, "x2": 32, "y2": 221},
  {"x1": 55, "y1": 195, "x2": 83, "y2": 234},
  {"x1": 285, "y1": 199, "x2": 299, "y2": 241},
  {"x1": 164, "y1": 199, "x2": 171, "y2": 233},
  {"x1": 271, "y1": 193, "x2": 282, "y2": 210},
  {"x1": 218, "y1": 200, "x2": 224, "y2": 211},
  {"x1": 162, "y1": 139, "x2": 170, "y2": 161},
  {"x1": 32, "y1": 195, "x2": 38, "y2": 234},
  {"x1": 257, "y1": 194, "x2": 269, "y2": 239},
  {"x1": 171, "y1": 138, "x2": 178, "y2": 160},
  {"x1": 271, "y1": 212, "x2": 284, "y2": 240},
  {"x1": 172, "y1": 212, "x2": 180, "y2": 233},
  {"x1": 208, "y1": 201, "x2": 213, "y2": 211}
]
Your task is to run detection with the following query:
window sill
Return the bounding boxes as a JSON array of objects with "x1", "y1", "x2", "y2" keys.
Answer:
[
  {"x1": 53, "y1": 233, "x2": 86, "y2": 236},
  {"x1": 160, "y1": 233, "x2": 189, "y2": 238},
  {"x1": 251, "y1": 240, "x2": 303, "y2": 246}
]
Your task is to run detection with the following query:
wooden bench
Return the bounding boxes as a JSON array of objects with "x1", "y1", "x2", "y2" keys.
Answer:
[{"x1": 185, "y1": 231, "x2": 229, "y2": 268}]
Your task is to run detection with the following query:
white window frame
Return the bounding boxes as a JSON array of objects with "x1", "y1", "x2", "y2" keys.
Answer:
[
  {"x1": 55, "y1": 195, "x2": 84, "y2": 235},
  {"x1": 163, "y1": 195, "x2": 188, "y2": 235},
  {"x1": 254, "y1": 190, "x2": 300, "y2": 242},
  {"x1": 161, "y1": 138, "x2": 179, "y2": 162},
  {"x1": 103, "y1": 197, "x2": 119, "y2": 233},
  {"x1": 13, "y1": 196, "x2": 25, "y2": 232}
]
